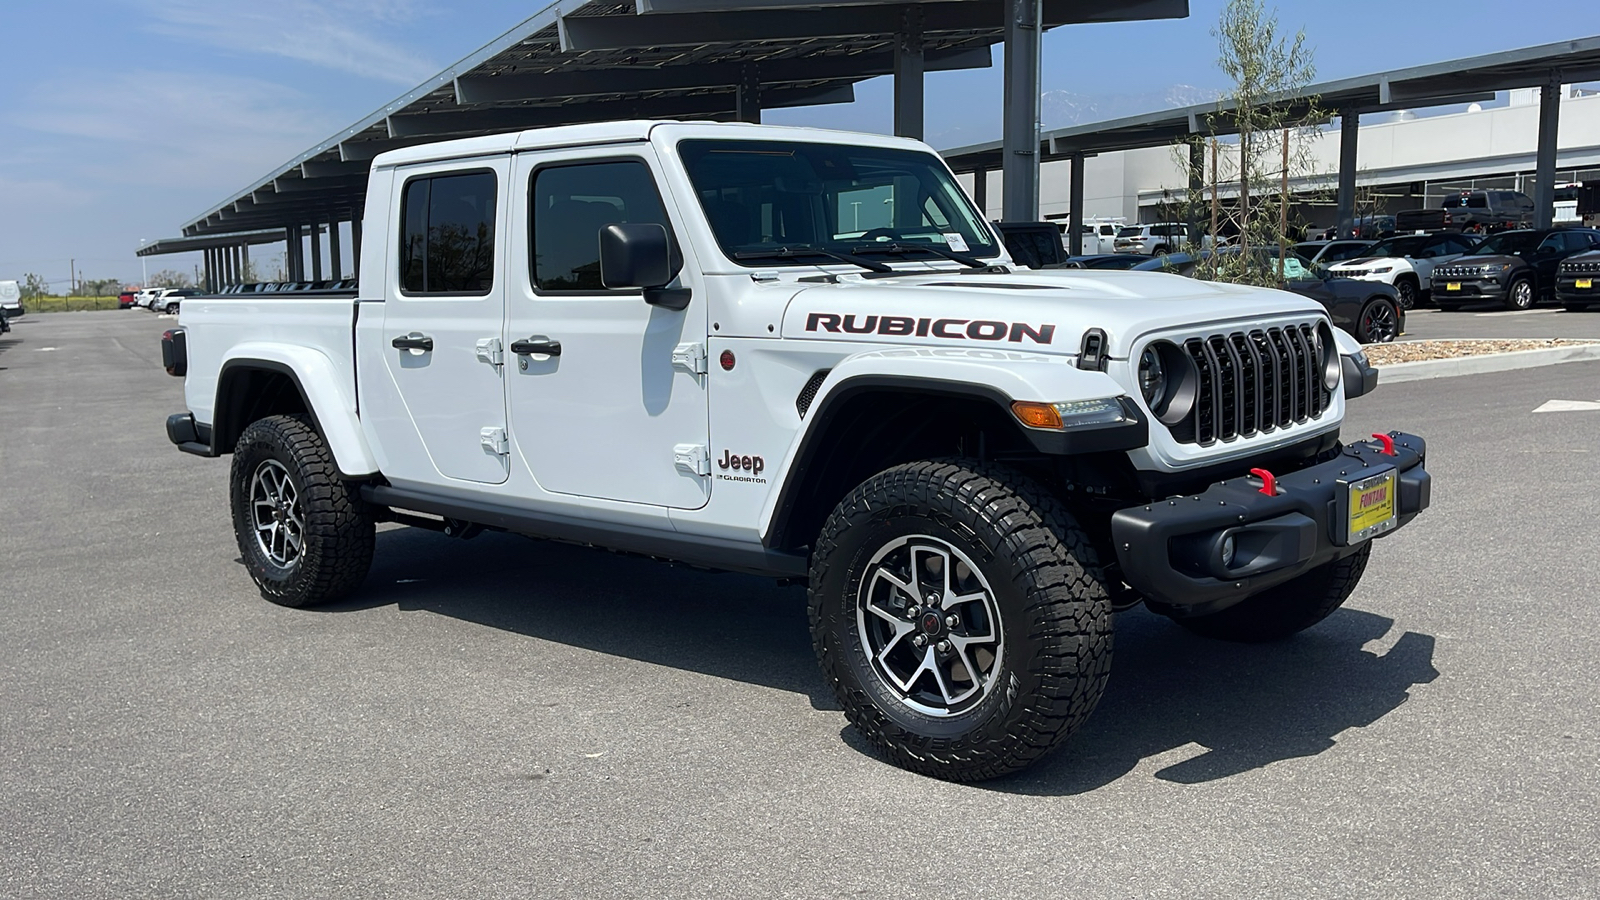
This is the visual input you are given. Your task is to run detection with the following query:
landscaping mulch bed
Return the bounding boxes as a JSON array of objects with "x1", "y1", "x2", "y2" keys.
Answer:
[{"x1": 1365, "y1": 339, "x2": 1600, "y2": 365}]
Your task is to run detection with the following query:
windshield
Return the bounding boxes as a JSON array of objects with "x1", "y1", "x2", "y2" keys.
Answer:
[
  {"x1": 1363, "y1": 235, "x2": 1430, "y2": 258},
  {"x1": 677, "y1": 139, "x2": 998, "y2": 266},
  {"x1": 1117, "y1": 226, "x2": 1144, "y2": 238},
  {"x1": 1467, "y1": 231, "x2": 1538, "y2": 255}
]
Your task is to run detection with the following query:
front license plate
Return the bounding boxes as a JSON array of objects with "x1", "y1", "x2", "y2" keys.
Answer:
[
  {"x1": 1577, "y1": 278, "x2": 1593, "y2": 289},
  {"x1": 1346, "y1": 469, "x2": 1398, "y2": 543},
  {"x1": 1446, "y1": 282, "x2": 1461, "y2": 291}
]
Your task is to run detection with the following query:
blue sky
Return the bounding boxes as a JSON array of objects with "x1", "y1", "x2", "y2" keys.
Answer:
[{"x1": 1, "y1": 1, "x2": 1595, "y2": 288}]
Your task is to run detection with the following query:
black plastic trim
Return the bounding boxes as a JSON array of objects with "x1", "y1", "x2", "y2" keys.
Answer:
[
  {"x1": 363, "y1": 484, "x2": 808, "y2": 578},
  {"x1": 1111, "y1": 432, "x2": 1429, "y2": 611},
  {"x1": 1342, "y1": 354, "x2": 1379, "y2": 399},
  {"x1": 764, "y1": 374, "x2": 1148, "y2": 550},
  {"x1": 211, "y1": 359, "x2": 326, "y2": 461}
]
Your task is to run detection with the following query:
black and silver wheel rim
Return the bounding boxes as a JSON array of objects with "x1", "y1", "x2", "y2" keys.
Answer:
[
  {"x1": 1362, "y1": 302, "x2": 1398, "y2": 343},
  {"x1": 1511, "y1": 280, "x2": 1533, "y2": 309},
  {"x1": 1396, "y1": 280, "x2": 1416, "y2": 309},
  {"x1": 250, "y1": 459, "x2": 304, "y2": 568},
  {"x1": 856, "y1": 535, "x2": 1004, "y2": 717}
]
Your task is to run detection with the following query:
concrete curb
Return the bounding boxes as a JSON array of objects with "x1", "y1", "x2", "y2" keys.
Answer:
[{"x1": 1376, "y1": 343, "x2": 1600, "y2": 383}]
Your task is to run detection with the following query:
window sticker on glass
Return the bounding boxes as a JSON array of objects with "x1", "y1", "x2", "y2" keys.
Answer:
[{"x1": 943, "y1": 232, "x2": 970, "y2": 253}]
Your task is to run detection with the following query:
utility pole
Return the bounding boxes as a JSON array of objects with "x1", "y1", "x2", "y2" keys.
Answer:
[{"x1": 70, "y1": 259, "x2": 75, "y2": 295}]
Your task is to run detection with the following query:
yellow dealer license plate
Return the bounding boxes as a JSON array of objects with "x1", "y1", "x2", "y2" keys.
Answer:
[
  {"x1": 1446, "y1": 282, "x2": 1462, "y2": 291},
  {"x1": 1347, "y1": 469, "x2": 1398, "y2": 543},
  {"x1": 1578, "y1": 278, "x2": 1594, "y2": 289}
]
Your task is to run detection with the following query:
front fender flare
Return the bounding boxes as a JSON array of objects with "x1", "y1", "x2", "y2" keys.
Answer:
[
  {"x1": 759, "y1": 346, "x2": 1145, "y2": 546},
  {"x1": 218, "y1": 344, "x2": 379, "y2": 477}
]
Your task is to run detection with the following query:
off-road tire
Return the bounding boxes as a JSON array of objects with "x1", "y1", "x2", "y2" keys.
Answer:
[
  {"x1": 230, "y1": 414, "x2": 374, "y2": 607},
  {"x1": 809, "y1": 459, "x2": 1114, "y2": 782},
  {"x1": 1505, "y1": 276, "x2": 1534, "y2": 310},
  {"x1": 1164, "y1": 543, "x2": 1372, "y2": 643}
]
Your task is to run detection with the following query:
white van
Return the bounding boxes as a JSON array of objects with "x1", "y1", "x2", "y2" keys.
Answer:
[{"x1": 0, "y1": 280, "x2": 23, "y2": 317}]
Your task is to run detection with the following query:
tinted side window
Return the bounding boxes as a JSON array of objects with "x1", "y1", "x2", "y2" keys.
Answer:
[
  {"x1": 399, "y1": 171, "x2": 497, "y2": 295},
  {"x1": 532, "y1": 161, "x2": 672, "y2": 292}
]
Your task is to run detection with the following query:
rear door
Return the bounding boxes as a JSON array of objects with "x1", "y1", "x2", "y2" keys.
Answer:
[{"x1": 378, "y1": 157, "x2": 512, "y2": 486}]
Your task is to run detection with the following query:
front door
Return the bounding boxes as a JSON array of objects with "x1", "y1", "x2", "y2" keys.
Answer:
[
  {"x1": 380, "y1": 157, "x2": 511, "y2": 485},
  {"x1": 504, "y1": 148, "x2": 710, "y2": 509}
]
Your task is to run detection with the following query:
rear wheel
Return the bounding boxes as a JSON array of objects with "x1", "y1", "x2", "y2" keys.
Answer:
[
  {"x1": 809, "y1": 460, "x2": 1113, "y2": 782},
  {"x1": 230, "y1": 414, "x2": 374, "y2": 607},
  {"x1": 1357, "y1": 299, "x2": 1400, "y2": 343},
  {"x1": 1162, "y1": 544, "x2": 1372, "y2": 643},
  {"x1": 1505, "y1": 277, "x2": 1534, "y2": 310}
]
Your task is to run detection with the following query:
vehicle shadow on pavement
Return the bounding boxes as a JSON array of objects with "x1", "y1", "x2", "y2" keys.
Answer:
[
  {"x1": 327, "y1": 528, "x2": 837, "y2": 709},
  {"x1": 993, "y1": 605, "x2": 1440, "y2": 796}
]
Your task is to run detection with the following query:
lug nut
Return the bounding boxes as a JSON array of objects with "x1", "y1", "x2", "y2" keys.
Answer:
[
  {"x1": 906, "y1": 606, "x2": 919, "y2": 619},
  {"x1": 925, "y1": 593, "x2": 940, "y2": 607},
  {"x1": 912, "y1": 635, "x2": 928, "y2": 648},
  {"x1": 945, "y1": 615, "x2": 959, "y2": 628},
  {"x1": 935, "y1": 640, "x2": 951, "y2": 653}
]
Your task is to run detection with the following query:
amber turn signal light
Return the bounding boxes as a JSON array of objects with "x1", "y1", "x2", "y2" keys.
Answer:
[{"x1": 1010, "y1": 401, "x2": 1062, "y2": 429}]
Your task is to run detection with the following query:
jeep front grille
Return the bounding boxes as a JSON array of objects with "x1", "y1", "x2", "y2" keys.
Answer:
[{"x1": 1168, "y1": 324, "x2": 1331, "y2": 445}]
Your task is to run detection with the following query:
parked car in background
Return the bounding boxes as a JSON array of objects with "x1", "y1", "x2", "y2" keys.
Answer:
[
  {"x1": 1061, "y1": 253, "x2": 1149, "y2": 270},
  {"x1": 1132, "y1": 248, "x2": 1404, "y2": 344},
  {"x1": 153, "y1": 288, "x2": 202, "y2": 314},
  {"x1": 1294, "y1": 240, "x2": 1374, "y2": 267},
  {"x1": 1061, "y1": 219, "x2": 1123, "y2": 255},
  {"x1": 118, "y1": 290, "x2": 140, "y2": 309},
  {"x1": 1431, "y1": 228, "x2": 1600, "y2": 310},
  {"x1": 1326, "y1": 232, "x2": 1479, "y2": 309},
  {"x1": 0, "y1": 280, "x2": 24, "y2": 318},
  {"x1": 1442, "y1": 190, "x2": 1535, "y2": 232},
  {"x1": 1114, "y1": 223, "x2": 1190, "y2": 255},
  {"x1": 1555, "y1": 249, "x2": 1600, "y2": 311}
]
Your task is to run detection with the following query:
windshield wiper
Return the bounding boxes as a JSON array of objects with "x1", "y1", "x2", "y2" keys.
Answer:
[
  {"x1": 850, "y1": 241, "x2": 992, "y2": 270},
  {"x1": 733, "y1": 245, "x2": 892, "y2": 273}
]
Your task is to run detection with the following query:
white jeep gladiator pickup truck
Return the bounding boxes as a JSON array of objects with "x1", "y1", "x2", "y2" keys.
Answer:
[{"x1": 162, "y1": 121, "x2": 1430, "y2": 782}]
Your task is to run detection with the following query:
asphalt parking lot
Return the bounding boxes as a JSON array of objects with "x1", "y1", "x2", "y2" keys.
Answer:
[
  {"x1": 3, "y1": 310, "x2": 1598, "y2": 900},
  {"x1": 1403, "y1": 301, "x2": 1600, "y2": 340}
]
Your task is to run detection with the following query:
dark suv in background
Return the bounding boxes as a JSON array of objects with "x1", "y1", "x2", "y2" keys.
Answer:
[
  {"x1": 1442, "y1": 190, "x2": 1535, "y2": 232},
  {"x1": 1557, "y1": 249, "x2": 1600, "y2": 311},
  {"x1": 1431, "y1": 228, "x2": 1600, "y2": 310}
]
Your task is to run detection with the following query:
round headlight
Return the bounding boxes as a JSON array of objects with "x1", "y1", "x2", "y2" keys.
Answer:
[{"x1": 1138, "y1": 346, "x2": 1166, "y2": 407}]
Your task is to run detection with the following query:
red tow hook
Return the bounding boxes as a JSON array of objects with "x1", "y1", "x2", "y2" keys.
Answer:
[
  {"x1": 1249, "y1": 468, "x2": 1278, "y2": 496},
  {"x1": 1370, "y1": 433, "x2": 1396, "y2": 456}
]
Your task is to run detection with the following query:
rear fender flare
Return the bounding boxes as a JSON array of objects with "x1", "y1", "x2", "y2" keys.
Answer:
[{"x1": 217, "y1": 343, "x2": 378, "y2": 477}]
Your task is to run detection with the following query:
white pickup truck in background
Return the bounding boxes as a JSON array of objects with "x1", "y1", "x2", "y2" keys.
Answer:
[{"x1": 161, "y1": 120, "x2": 1430, "y2": 782}]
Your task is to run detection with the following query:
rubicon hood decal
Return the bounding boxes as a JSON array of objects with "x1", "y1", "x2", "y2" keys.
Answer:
[{"x1": 806, "y1": 312, "x2": 1055, "y2": 344}]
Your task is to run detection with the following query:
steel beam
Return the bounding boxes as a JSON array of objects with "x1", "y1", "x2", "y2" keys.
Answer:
[
  {"x1": 971, "y1": 167, "x2": 987, "y2": 214},
  {"x1": 310, "y1": 224, "x2": 324, "y2": 282},
  {"x1": 1001, "y1": 0, "x2": 1041, "y2": 222},
  {"x1": 330, "y1": 220, "x2": 343, "y2": 281},
  {"x1": 1336, "y1": 109, "x2": 1359, "y2": 239},
  {"x1": 300, "y1": 160, "x2": 370, "y2": 179},
  {"x1": 1068, "y1": 154, "x2": 1084, "y2": 256},
  {"x1": 1534, "y1": 72, "x2": 1561, "y2": 229},
  {"x1": 893, "y1": 5, "x2": 926, "y2": 140},
  {"x1": 736, "y1": 64, "x2": 762, "y2": 124},
  {"x1": 352, "y1": 218, "x2": 363, "y2": 278}
]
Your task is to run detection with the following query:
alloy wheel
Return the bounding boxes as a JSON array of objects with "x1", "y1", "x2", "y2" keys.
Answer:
[
  {"x1": 250, "y1": 459, "x2": 305, "y2": 568},
  {"x1": 856, "y1": 535, "x2": 1005, "y2": 717},
  {"x1": 1362, "y1": 302, "x2": 1399, "y2": 343},
  {"x1": 1510, "y1": 279, "x2": 1534, "y2": 309}
]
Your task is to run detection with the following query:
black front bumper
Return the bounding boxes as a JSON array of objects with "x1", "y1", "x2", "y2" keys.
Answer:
[
  {"x1": 1556, "y1": 278, "x2": 1599, "y2": 303},
  {"x1": 1111, "y1": 433, "x2": 1429, "y2": 612},
  {"x1": 1431, "y1": 277, "x2": 1506, "y2": 301}
]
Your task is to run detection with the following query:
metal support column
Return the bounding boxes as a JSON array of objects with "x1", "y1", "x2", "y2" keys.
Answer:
[
  {"x1": 329, "y1": 220, "x2": 343, "y2": 281},
  {"x1": 1534, "y1": 71, "x2": 1562, "y2": 229},
  {"x1": 241, "y1": 243, "x2": 251, "y2": 285},
  {"x1": 1001, "y1": 0, "x2": 1041, "y2": 222},
  {"x1": 351, "y1": 218, "x2": 363, "y2": 278},
  {"x1": 285, "y1": 226, "x2": 299, "y2": 281},
  {"x1": 972, "y1": 167, "x2": 987, "y2": 216},
  {"x1": 202, "y1": 249, "x2": 212, "y2": 293},
  {"x1": 1188, "y1": 141, "x2": 1205, "y2": 250},
  {"x1": 1068, "y1": 154, "x2": 1085, "y2": 256},
  {"x1": 736, "y1": 64, "x2": 762, "y2": 124},
  {"x1": 892, "y1": 5, "x2": 925, "y2": 140},
  {"x1": 222, "y1": 246, "x2": 232, "y2": 287},
  {"x1": 310, "y1": 224, "x2": 324, "y2": 282},
  {"x1": 1336, "y1": 108, "x2": 1359, "y2": 239}
]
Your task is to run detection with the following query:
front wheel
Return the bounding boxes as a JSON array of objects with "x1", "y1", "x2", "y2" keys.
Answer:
[
  {"x1": 1357, "y1": 299, "x2": 1400, "y2": 343},
  {"x1": 1505, "y1": 277, "x2": 1534, "y2": 310},
  {"x1": 1160, "y1": 543, "x2": 1372, "y2": 643},
  {"x1": 1393, "y1": 277, "x2": 1418, "y2": 310},
  {"x1": 809, "y1": 460, "x2": 1113, "y2": 782},
  {"x1": 230, "y1": 415, "x2": 374, "y2": 607}
]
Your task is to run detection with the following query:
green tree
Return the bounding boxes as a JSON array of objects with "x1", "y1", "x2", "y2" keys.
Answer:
[
  {"x1": 148, "y1": 269, "x2": 193, "y2": 289},
  {"x1": 20, "y1": 273, "x2": 49, "y2": 300}
]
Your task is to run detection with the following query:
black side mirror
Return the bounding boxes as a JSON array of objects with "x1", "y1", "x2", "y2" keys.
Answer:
[{"x1": 599, "y1": 223, "x2": 690, "y2": 310}]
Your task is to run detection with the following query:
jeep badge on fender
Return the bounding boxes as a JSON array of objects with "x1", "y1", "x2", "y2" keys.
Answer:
[{"x1": 162, "y1": 120, "x2": 1426, "y2": 783}]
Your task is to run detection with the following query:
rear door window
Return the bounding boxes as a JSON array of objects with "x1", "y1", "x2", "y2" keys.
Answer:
[{"x1": 398, "y1": 171, "x2": 498, "y2": 295}]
